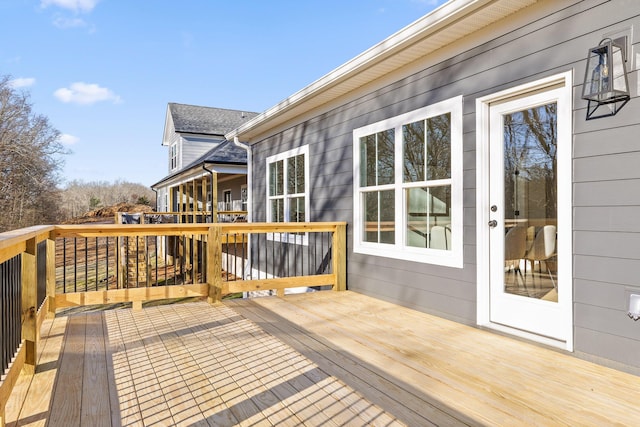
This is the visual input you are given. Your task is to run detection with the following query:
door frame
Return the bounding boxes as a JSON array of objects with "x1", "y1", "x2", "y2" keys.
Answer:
[{"x1": 475, "y1": 71, "x2": 574, "y2": 351}]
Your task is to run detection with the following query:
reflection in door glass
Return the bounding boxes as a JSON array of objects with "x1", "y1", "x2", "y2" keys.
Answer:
[{"x1": 503, "y1": 103, "x2": 558, "y2": 302}]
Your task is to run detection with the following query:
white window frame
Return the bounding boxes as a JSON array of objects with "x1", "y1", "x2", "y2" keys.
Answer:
[
  {"x1": 170, "y1": 142, "x2": 178, "y2": 171},
  {"x1": 353, "y1": 95, "x2": 463, "y2": 268},
  {"x1": 266, "y1": 145, "x2": 310, "y2": 245}
]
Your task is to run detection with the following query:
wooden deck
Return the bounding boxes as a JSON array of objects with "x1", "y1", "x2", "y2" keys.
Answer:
[{"x1": 5, "y1": 291, "x2": 640, "y2": 426}]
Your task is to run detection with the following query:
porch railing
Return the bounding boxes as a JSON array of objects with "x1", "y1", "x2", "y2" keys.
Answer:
[{"x1": 0, "y1": 222, "x2": 346, "y2": 423}]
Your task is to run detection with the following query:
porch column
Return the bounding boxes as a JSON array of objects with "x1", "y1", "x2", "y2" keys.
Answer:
[
  {"x1": 178, "y1": 183, "x2": 184, "y2": 223},
  {"x1": 46, "y1": 233, "x2": 56, "y2": 318},
  {"x1": 212, "y1": 172, "x2": 218, "y2": 223},
  {"x1": 201, "y1": 176, "x2": 207, "y2": 222},
  {"x1": 192, "y1": 179, "x2": 197, "y2": 223}
]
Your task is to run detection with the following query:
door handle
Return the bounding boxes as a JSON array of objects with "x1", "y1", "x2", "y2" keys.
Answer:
[{"x1": 488, "y1": 220, "x2": 498, "y2": 228}]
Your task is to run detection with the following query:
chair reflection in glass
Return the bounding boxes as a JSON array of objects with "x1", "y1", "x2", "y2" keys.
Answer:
[
  {"x1": 504, "y1": 226, "x2": 527, "y2": 286},
  {"x1": 525, "y1": 225, "x2": 557, "y2": 289}
]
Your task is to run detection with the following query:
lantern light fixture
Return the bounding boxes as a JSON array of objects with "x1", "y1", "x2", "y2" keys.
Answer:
[{"x1": 581, "y1": 37, "x2": 630, "y2": 120}]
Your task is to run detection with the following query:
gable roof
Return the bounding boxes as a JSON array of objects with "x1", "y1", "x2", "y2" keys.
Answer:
[
  {"x1": 151, "y1": 140, "x2": 247, "y2": 188},
  {"x1": 225, "y1": 0, "x2": 538, "y2": 143},
  {"x1": 168, "y1": 103, "x2": 259, "y2": 136}
]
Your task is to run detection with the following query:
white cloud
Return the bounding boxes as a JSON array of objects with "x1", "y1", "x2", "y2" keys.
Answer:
[
  {"x1": 59, "y1": 133, "x2": 80, "y2": 146},
  {"x1": 40, "y1": 0, "x2": 99, "y2": 13},
  {"x1": 9, "y1": 77, "x2": 36, "y2": 88},
  {"x1": 53, "y1": 16, "x2": 88, "y2": 29},
  {"x1": 54, "y1": 82, "x2": 122, "y2": 105}
]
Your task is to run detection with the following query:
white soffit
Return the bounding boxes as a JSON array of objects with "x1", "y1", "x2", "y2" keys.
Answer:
[{"x1": 227, "y1": 0, "x2": 538, "y2": 142}]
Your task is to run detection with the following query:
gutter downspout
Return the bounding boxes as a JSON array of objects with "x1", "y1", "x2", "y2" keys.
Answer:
[
  {"x1": 233, "y1": 136, "x2": 252, "y2": 223},
  {"x1": 151, "y1": 188, "x2": 158, "y2": 211},
  {"x1": 202, "y1": 163, "x2": 215, "y2": 223},
  {"x1": 233, "y1": 136, "x2": 252, "y2": 289}
]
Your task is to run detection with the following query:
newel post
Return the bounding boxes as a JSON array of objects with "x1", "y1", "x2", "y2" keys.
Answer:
[
  {"x1": 207, "y1": 225, "x2": 223, "y2": 304},
  {"x1": 46, "y1": 232, "x2": 56, "y2": 318},
  {"x1": 21, "y1": 237, "x2": 38, "y2": 374},
  {"x1": 332, "y1": 223, "x2": 347, "y2": 291}
]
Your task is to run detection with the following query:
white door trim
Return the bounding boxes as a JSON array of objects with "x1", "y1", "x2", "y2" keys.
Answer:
[{"x1": 475, "y1": 71, "x2": 574, "y2": 351}]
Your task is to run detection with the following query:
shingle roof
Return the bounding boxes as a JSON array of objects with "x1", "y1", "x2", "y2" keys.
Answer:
[
  {"x1": 151, "y1": 140, "x2": 247, "y2": 188},
  {"x1": 190, "y1": 140, "x2": 247, "y2": 166},
  {"x1": 169, "y1": 103, "x2": 259, "y2": 135}
]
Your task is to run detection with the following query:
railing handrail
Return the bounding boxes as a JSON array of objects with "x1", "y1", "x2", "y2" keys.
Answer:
[
  {"x1": 0, "y1": 225, "x2": 54, "y2": 264},
  {"x1": 0, "y1": 220, "x2": 347, "y2": 420},
  {"x1": 51, "y1": 222, "x2": 345, "y2": 237}
]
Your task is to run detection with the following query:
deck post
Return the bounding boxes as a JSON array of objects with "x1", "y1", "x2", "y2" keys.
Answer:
[
  {"x1": 207, "y1": 225, "x2": 222, "y2": 304},
  {"x1": 332, "y1": 223, "x2": 347, "y2": 291},
  {"x1": 46, "y1": 233, "x2": 56, "y2": 318},
  {"x1": 21, "y1": 237, "x2": 38, "y2": 374}
]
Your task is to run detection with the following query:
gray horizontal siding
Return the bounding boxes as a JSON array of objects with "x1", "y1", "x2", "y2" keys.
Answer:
[
  {"x1": 248, "y1": 0, "x2": 640, "y2": 371},
  {"x1": 575, "y1": 327, "x2": 640, "y2": 369},
  {"x1": 575, "y1": 207, "x2": 640, "y2": 232},
  {"x1": 181, "y1": 140, "x2": 216, "y2": 168}
]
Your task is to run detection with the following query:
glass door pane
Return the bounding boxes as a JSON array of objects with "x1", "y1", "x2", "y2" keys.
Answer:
[{"x1": 502, "y1": 103, "x2": 558, "y2": 302}]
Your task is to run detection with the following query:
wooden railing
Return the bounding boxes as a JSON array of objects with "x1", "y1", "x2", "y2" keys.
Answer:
[
  {"x1": 0, "y1": 222, "x2": 346, "y2": 424},
  {"x1": 0, "y1": 225, "x2": 55, "y2": 426},
  {"x1": 118, "y1": 211, "x2": 248, "y2": 224}
]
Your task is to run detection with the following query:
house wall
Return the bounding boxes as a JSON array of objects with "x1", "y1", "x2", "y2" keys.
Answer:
[
  {"x1": 249, "y1": 0, "x2": 640, "y2": 372},
  {"x1": 217, "y1": 175, "x2": 246, "y2": 208},
  {"x1": 181, "y1": 138, "x2": 224, "y2": 169}
]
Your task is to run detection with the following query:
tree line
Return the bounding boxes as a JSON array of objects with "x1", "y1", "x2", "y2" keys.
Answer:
[
  {"x1": 59, "y1": 179, "x2": 156, "y2": 220},
  {"x1": 0, "y1": 75, "x2": 155, "y2": 232}
]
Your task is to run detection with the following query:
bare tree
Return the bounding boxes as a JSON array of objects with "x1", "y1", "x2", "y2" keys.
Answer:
[{"x1": 0, "y1": 75, "x2": 66, "y2": 232}]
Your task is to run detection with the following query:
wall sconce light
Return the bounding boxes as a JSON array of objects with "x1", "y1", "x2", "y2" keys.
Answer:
[
  {"x1": 581, "y1": 37, "x2": 630, "y2": 120},
  {"x1": 629, "y1": 294, "x2": 640, "y2": 321}
]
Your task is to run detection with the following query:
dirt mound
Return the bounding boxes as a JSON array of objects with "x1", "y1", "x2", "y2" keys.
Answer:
[{"x1": 63, "y1": 202, "x2": 155, "y2": 224}]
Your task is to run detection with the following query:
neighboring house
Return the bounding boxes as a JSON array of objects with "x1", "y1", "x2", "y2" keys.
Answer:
[
  {"x1": 226, "y1": 0, "x2": 640, "y2": 374},
  {"x1": 152, "y1": 103, "x2": 258, "y2": 221}
]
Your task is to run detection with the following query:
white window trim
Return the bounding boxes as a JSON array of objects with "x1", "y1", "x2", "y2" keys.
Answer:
[
  {"x1": 266, "y1": 145, "x2": 310, "y2": 245},
  {"x1": 170, "y1": 142, "x2": 178, "y2": 171},
  {"x1": 353, "y1": 95, "x2": 464, "y2": 268}
]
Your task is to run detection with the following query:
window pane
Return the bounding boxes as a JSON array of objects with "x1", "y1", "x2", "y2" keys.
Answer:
[
  {"x1": 290, "y1": 196, "x2": 305, "y2": 223},
  {"x1": 380, "y1": 190, "x2": 395, "y2": 243},
  {"x1": 287, "y1": 154, "x2": 305, "y2": 194},
  {"x1": 271, "y1": 198, "x2": 284, "y2": 222},
  {"x1": 403, "y1": 120, "x2": 425, "y2": 182},
  {"x1": 427, "y1": 113, "x2": 451, "y2": 180},
  {"x1": 405, "y1": 186, "x2": 451, "y2": 250},
  {"x1": 377, "y1": 130, "x2": 395, "y2": 185},
  {"x1": 269, "y1": 160, "x2": 283, "y2": 196},
  {"x1": 360, "y1": 130, "x2": 395, "y2": 187},
  {"x1": 360, "y1": 135, "x2": 377, "y2": 187},
  {"x1": 364, "y1": 192, "x2": 378, "y2": 242},
  {"x1": 297, "y1": 154, "x2": 305, "y2": 193},
  {"x1": 363, "y1": 190, "x2": 395, "y2": 243}
]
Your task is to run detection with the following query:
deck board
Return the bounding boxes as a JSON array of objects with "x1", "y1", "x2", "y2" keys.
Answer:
[
  {"x1": 81, "y1": 313, "x2": 111, "y2": 427},
  {"x1": 47, "y1": 313, "x2": 85, "y2": 426},
  {"x1": 5, "y1": 291, "x2": 640, "y2": 426}
]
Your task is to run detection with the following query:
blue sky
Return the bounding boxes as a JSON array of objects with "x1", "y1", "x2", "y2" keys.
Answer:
[{"x1": 1, "y1": 0, "x2": 443, "y2": 187}]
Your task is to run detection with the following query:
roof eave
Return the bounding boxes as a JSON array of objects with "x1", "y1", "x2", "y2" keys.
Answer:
[{"x1": 225, "y1": 0, "x2": 538, "y2": 142}]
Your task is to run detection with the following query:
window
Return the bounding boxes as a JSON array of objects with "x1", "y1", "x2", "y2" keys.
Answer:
[
  {"x1": 266, "y1": 145, "x2": 310, "y2": 243},
  {"x1": 353, "y1": 96, "x2": 463, "y2": 267},
  {"x1": 223, "y1": 190, "x2": 232, "y2": 211},
  {"x1": 170, "y1": 143, "x2": 178, "y2": 170}
]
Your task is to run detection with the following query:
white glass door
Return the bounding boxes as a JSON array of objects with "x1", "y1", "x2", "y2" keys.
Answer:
[{"x1": 488, "y1": 87, "x2": 570, "y2": 343}]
